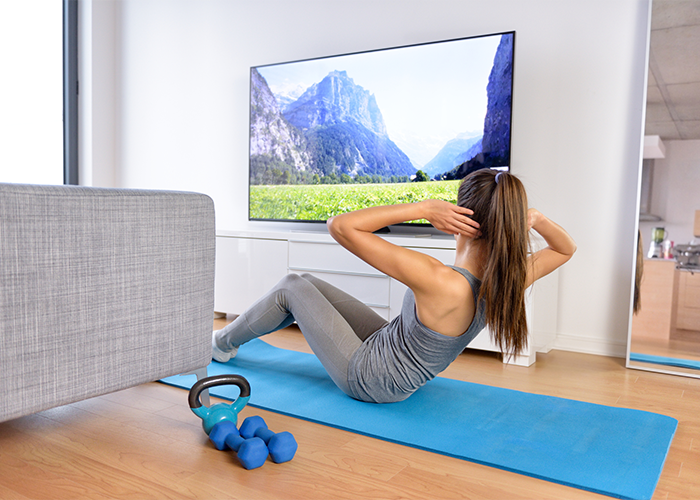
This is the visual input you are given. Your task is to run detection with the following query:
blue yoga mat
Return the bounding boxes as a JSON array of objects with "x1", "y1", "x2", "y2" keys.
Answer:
[
  {"x1": 162, "y1": 339, "x2": 677, "y2": 500},
  {"x1": 630, "y1": 351, "x2": 700, "y2": 370}
]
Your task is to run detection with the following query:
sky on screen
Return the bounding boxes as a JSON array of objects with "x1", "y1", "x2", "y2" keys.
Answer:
[{"x1": 257, "y1": 34, "x2": 503, "y2": 166}]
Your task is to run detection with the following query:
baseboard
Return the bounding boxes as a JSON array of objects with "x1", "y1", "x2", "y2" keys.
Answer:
[{"x1": 554, "y1": 333, "x2": 627, "y2": 358}]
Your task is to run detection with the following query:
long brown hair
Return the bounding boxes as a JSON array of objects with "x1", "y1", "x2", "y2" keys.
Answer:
[
  {"x1": 633, "y1": 229, "x2": 643, "y2": 314},
  {"x1": 458, "y1": 169, "x2": 529, "y2": 357}
]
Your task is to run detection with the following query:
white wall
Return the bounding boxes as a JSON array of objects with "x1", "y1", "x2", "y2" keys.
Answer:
[
  {"x1": 82, "y1": 0, "x2": 651, "y2": 357},
  {"x1": 79, "y1": 0, "x2": 122, "y2": 188}
]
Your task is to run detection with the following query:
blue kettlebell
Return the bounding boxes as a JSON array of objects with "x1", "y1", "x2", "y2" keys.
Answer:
[{"x1": 188, "y1": 374, "x2": 251, "y2": 435}]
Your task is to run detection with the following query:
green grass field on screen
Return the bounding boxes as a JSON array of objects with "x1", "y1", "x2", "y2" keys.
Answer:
[{"x1": 249, "y1": 180, "x2": 461, "y2": 223}]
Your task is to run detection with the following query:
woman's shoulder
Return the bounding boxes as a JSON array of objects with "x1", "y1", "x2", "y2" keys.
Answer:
[
  {"x1": 424, "y1": 263, "x2": 479, "y2": 305},
  {"x1": 447, "y1": 265, "x2": 480, "y2": 282},
  {"x1": 445, "y1": 265, "x2": 482, "y2": 294},
  {"x1": 412, "y1": 263, "x2": 479, "y2": 337}
]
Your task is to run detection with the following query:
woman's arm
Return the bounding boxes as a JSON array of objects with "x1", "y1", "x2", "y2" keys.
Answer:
[
  {"x1": 327, "y1": 200, "x2": 479, "y2": 293},
  {"x1": 526, "y1": 208, "x2": 577, "y2": 286}
]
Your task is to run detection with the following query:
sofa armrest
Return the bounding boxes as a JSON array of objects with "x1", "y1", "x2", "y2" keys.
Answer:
[{"x1": 0, "y1": 183, "x2": 215, "y2": 422}]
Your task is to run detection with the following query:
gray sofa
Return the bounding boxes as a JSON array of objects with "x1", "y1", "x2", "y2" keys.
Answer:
[{"x1": 0, "y1": 183, "x2": 215, "y2": 422}]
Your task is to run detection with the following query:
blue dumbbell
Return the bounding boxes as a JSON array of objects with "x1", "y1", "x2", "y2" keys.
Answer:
[
  {"x1": 239, "y1": 416, "x2": 298, "y2": 464},
  {"x1": 209, "y1": 420, "x2": 269, "y2": 470}
]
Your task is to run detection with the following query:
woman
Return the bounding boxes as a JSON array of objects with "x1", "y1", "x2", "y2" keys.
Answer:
[{"x1": 212, "y1": 169, "x2": 576, "y2": 403}]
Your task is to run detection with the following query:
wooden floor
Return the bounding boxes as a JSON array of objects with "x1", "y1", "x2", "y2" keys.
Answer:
[
  {"x1": 629, "y1": 335, "x2": 700, "y2": 377},
  {"x1": 1, "y1": 321, "x2": 699, "y2": 500},
  {"x1": 630, "y1": 335, "x2": 700, "y2": 363}
]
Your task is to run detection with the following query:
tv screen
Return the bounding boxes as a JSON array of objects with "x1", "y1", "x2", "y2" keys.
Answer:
[{"x1": 249, "y1": 31, "x2": 514, "y2": 225}]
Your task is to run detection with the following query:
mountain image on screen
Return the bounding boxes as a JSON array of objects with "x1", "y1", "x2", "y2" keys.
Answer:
[
  {"x1": 249, "y1": 34, "x2": 512, "y2": 187},
  {"x1": 442, "y1": 34, "x2": 513, "y2": 180}
]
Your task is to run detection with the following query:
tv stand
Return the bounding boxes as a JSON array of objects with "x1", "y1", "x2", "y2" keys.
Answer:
[{"x1": 214, "y1": 229, "x2": 558, "y2": 366}]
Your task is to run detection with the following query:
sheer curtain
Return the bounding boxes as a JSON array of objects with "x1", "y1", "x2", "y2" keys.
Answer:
[{"x1": 0, "y1": 0, "x2": 63, "y2": 185}]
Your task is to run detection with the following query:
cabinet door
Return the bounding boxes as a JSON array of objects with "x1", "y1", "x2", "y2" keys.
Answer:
[
  {"x1": 215, "y1": 237, "x2": 288, "y2": 314},
  {"x1": 677, "y1": 272, "x2": 700, "y2": 331},
  {"x1": 288, "y1": 240, "x2": 382, "y2": 275},
  {"x1": 289, "y1": 270, "x2": 391, "y2": 320},
  {"x1": 288, "y1": 240, "x2": 391, "y2": 319},
  {"x1": 631, "y1": 260, "x2": 676, "y2": 340}
]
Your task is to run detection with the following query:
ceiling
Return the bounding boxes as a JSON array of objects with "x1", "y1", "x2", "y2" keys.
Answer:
[{"x1": 645, "y1": 0, "x2": 700, "y2": 141}]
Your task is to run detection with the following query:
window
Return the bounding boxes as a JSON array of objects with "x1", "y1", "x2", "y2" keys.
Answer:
[{"x1": 0, "y1": 0, "x2": 75, "y2": 185}]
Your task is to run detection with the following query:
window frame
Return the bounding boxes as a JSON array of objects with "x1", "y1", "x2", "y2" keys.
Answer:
[{"x1": 63, "y1": 0, "x2": 78, "y2": 185}]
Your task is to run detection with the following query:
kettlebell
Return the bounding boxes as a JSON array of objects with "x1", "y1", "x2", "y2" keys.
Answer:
[{"x1": 188, "y1": 374, "x2": 251, "y2": 435}]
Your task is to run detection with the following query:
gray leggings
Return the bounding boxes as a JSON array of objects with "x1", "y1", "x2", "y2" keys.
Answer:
[{"x1": 214, "y1": 273, "x2": 389, "y2": 396}]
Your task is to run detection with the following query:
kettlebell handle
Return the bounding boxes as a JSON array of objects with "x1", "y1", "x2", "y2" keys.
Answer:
[{"x1": 188, "y1": 374, "x2": 251, "y2": 409}]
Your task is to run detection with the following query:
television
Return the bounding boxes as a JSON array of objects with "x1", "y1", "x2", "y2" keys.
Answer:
[{"x1": 249, "y1": 31, "x2": 514, "y2": 226}]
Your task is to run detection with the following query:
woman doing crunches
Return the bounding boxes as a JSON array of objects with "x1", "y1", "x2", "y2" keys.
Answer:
[{"x1": 212, "y1": 169, "x2": 576, "y2": 403}]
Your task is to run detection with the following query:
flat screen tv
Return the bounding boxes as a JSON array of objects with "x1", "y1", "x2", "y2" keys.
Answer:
[{"x1": 249, "y1": 31, "x2": 514, "y2": 226}]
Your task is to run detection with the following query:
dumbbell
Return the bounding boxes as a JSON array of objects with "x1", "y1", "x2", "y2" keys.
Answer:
[
  {"x1": 208, "y1": 420, "x2": 269, "y2": 470},
  {"x1": 239, "y1": 416, "x2": 298, "y2": 464}
]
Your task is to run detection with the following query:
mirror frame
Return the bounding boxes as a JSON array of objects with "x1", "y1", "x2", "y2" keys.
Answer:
[{"x1": 625, "y1": 2, "x2": 700, "y2": 378}]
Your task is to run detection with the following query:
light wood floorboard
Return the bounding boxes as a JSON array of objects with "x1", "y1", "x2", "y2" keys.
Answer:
[{"x1": 1, "y1": 319, "x2": 698, "y2": 499}]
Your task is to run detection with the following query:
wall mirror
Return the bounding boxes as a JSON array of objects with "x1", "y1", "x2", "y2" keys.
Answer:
[{"x1": 627, "y1": 0, "x2": 700, "y2": 377}]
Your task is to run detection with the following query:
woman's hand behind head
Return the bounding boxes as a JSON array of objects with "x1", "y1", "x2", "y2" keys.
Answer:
[
  {"x1": 527, "y1": 208, "x2": 543, "y2": 231},
  {"x1": 423, "y1": 200, "x2": 480, "y2": 237}
]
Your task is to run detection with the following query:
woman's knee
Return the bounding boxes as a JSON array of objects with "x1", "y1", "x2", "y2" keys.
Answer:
[
  {"x1": 279, "y1": 273, "x2": 306, "y2": 286},
  {"x1": 274, "y1": 273, "x2": 314, "y2": 297}
]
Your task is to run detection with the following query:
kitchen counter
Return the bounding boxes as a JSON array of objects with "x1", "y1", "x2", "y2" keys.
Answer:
[
  {"x1": 632, "y1": 258, "x2": 700, "y2": 340},
  {"x1": 632, "y1": 259, "x2": 677, "y2": 340}
]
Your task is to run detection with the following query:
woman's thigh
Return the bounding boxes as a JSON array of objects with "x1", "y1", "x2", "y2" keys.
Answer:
[{"x1": 299, "y1": 273, "x2": 389, "y2": 341}]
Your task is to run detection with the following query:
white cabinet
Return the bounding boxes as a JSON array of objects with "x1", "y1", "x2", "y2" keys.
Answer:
[
  {"x1": 215, "y1": 230, "x2": 557, "y2": 366},
  {"x1": 288, "y1": 238, "x2": 391, "y2": 319},
  {"x1": 673, "y1": 270, "x2": 700, "y2": 333},
  {"x1": 214, "y1": 235, "x2": 288, "y2": 313}
]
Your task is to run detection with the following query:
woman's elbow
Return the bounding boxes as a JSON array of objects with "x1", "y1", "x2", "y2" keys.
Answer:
[
  {"x1": 327, "y1": 215, "x2": 343, "y2": 242},
  {"x1": 559, "y1": 242, "x2": 577, "y2": 266}
]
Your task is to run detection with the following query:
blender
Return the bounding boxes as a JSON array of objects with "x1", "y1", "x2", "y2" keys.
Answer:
[{"x1": 647, "y1": 227, "x2": 666, "y2": 259}]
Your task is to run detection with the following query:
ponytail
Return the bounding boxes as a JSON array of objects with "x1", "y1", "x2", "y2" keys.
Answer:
[{"x1": 458, "y1": 169, "x2": 529, "y2": 357}]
